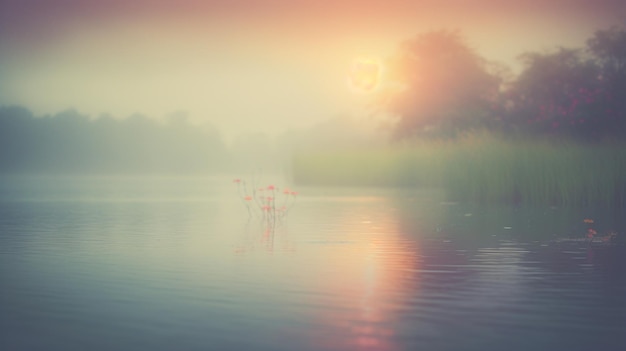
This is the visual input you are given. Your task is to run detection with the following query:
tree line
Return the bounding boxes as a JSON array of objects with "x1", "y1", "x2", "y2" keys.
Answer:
[
  {"x1": 0, "y1": 106, "x2": 381, "y2": 175},
  {"x1": 2, "y1": 27, "x2": 624, "y2": 174},
  {"x1": 0, "y1": 106, "x2": 227, "y2": 174},
  {"x1": 378, "y1": 26, "x2": 626, "y2": 140}
]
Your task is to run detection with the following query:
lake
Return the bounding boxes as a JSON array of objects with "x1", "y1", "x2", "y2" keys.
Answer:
[{"x1": 1, "y1": 175, "x2": 625, "y2": 351}]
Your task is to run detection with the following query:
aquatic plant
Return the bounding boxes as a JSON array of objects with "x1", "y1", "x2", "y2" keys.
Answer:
[
  {"x1": 291, "y1": 131, "x2": 626, "y2": 207},
  {"x1": 234, "y1": 178, "x2": 297, "y2": 227},
  {"x1": 582, "y1": 218, "x2": 619, "y2": 244}
]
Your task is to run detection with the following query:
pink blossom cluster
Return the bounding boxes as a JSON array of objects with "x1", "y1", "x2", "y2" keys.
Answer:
[
  {"x1": 525, "y1": 84, "x2": 614, "y2": 132},
  {"x1": 233, "y1": 178, "x2": 297, "y2": 225}
]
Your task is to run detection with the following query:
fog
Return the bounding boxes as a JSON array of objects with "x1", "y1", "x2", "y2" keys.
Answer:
[
  {"x1": 0, "y1": 105, "x2": 381, "y2": 176},
  {"x1": 1, "y1": 0, "x2": 622, "y2": 140},
  {"x1": 1, "y1": 0, "x2": 624, "y2": 182}
]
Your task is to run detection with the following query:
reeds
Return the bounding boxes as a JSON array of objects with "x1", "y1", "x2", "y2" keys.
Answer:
[{"x1": 291, "y1": 132, "x2": 626, "y2": 207}]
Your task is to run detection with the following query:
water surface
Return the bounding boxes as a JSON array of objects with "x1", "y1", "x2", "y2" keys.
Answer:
[{"x1": 1, "y1": 176, "x2": 625, "y2": 351}]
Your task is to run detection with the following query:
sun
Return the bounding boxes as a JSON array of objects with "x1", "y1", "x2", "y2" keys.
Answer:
[{"x1": 348, "y1": 57, "x2": 382, "y2": 93}]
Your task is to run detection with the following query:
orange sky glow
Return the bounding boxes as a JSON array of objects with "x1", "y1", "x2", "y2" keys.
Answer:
[{"x1": 0, "y1": 0, "x2": 624, "y2": 139}]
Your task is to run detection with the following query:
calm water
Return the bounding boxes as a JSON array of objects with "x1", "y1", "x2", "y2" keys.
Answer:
[{"x1": 1, "y1": 176, "x2": 625, "y2": 351}]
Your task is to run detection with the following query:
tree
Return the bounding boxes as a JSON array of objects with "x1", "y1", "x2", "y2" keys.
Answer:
[
  {"x1": 502, "y1": 28, "x2": 626, "y2": 140},
  {"x1": 378, "y1": 30, "x2": 501, "y2": 139},
  {"x1": 504, "y1": 48, "x2": 606, "y2": 138},
  {"x1": 587, "y1": 27, "x2": 626, "y2": 79},
  {"x1": 587, "y1": 27, "x2": 626, "y2": 133},
  {"x1": 0, "y1": 105, "x2": 228, "y2": 174}
]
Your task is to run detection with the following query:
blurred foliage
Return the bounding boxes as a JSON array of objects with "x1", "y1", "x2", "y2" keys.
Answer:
[
  {"x1": 0, "y1": 106, "x2": 226, "y2": 174},
  {"x1": 503, "y1": 48, "x2": 606, "y2": 138},
  {"x1": 380, "y1": 27, "x2": 626, "y2": 140},
  {"x1": 378, "y1": 29, "x2": 500, "y2": 138},
  {"x1": 293, "y1": 131, "x2": 626, "y2": 207}
]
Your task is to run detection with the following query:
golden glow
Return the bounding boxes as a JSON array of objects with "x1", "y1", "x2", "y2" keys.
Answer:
[
  {"x1": 303, "y1": 198, "x2": 420, "y2": 350},
  {"x1": 348, "y1": 57, "x2": 383, "y2": 93},
  {"x1": 0, "y1": 1, "x2": 620, "y2": 140}
]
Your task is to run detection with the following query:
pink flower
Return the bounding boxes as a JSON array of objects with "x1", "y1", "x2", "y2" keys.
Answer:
[
  {"x1": 267, "y1": 185, "x2": 275, "y2": 190},
  {"x1": 244, "y1": 196, "x2": 253, "y2": 201},
  {"x1": 587, "y1": 228, "x2": 597, "y2": 239},
  {"x1": 233, "y1": 179, "x2": 241, "y2": 184}
]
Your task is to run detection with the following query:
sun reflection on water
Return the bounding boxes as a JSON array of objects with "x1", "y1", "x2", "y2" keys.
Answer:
[{"x1": 302, "y1": 197, "x2": 421, "y2": 351}]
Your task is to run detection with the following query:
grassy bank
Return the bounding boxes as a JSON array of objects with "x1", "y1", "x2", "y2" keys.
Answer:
[{"x1": 291, "y1": 133, "x2": 626, "y2": 207}]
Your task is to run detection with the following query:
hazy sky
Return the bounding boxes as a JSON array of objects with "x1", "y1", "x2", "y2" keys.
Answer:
[{"x1": 1, "y1": 0, "x2": 624, "y2": 139}]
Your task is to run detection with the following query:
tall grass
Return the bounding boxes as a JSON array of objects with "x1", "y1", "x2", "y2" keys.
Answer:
[{"x1": 291, "y1": 132, "x2": 626, "y2": 207}]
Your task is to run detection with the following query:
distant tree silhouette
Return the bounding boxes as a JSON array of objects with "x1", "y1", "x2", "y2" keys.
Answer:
[
  {"x1": 502, "y1": 27, "x2": 626, "y2": 139},
  {"x1": 0, "y1": 106, "x2": 36, "y2": 170},
  {"x1": 0, "y1": 106, "x2": 227, "y2": 174},
  {"x1": 587, "y1": 26, "x2": 626, "y2": 133},
  {"x1": 504, "y1": 48, "x2": 605, "y2": 138},
  {"x1": 378, "y1": 30, "x2": 501, "y2": 139},
  {"x1": 588, "y1": 27, "x2": 626, "y2": 79}
]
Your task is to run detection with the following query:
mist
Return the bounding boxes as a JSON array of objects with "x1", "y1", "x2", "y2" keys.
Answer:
[
  {"x1": 0, "y1": 106, "x2": 225, "y2": 175},
  {"x1": 0, "y1": 105, "x2": 381, "y2": 177},
  {"x1": 2, "y1": 3, "x2": 626, "y2": 351}
]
